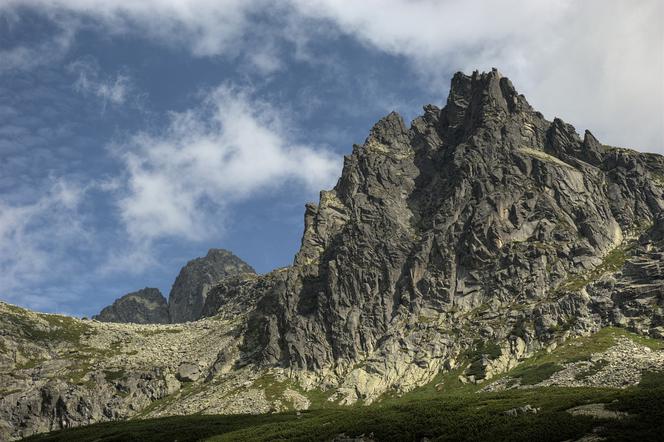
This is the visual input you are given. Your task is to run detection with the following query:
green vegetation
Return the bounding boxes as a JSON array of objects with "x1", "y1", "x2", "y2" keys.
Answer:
[
  {"x1": 500, "y1": 327, "x2": 633, "y2": 381},
  {"x1": 104, "y1": 369, "x2": 127, "y2": 382},
  {"x1": 15, "y1": 358, "x2": 46, "y2": 370},
  {"x1": 650, "y1": 172, "x2": 664, "y2": 186},
  {"x1": 41, "y1": 315, "x2": 94, "y2": 342},
  {"x1": 459, "y1": 339, "x2": 504, "y2": 379},
  {"x1": 252, "y1": 374, "x2": 290, "y2": 404},
  {"x1": 23, "y1": 383, "x2": 664, "y2": 442},
  {"x1": 476, "y1": 327, "x2": 663, "y2": 390},
  {"x1": 638, "y1": 371, "x2": 664, "y2": 389},
  {"x1": 512, "y1": 362, "x2": 562, "y2": 385},
  {"x1": 390, "y1": 367, "x2": 481, "y2": 400},
  {"x1": 0, "y1": 388, "x2": 21, "y2": 396},
  {"x1": 252, "y1": 374, "x2": 335, "y2": 410},
  {"x1": 574, "y1": 360, "x2": 609, "y2": 381},
  {"x1": 465, "y1": 339, "x2": 502, "y2": 361},
  {"x1": 133, "y1": 380, "x2": 208, "y2": 419},
  {"x1": 1, "y1": 304, "x2": 136, "y2": 391},
  {"x1": 558, "y1": 246, "x2": 627, "y2": 292},
  {"x1": 0, "y1": 305, "x2": 93, "y2": 344}
]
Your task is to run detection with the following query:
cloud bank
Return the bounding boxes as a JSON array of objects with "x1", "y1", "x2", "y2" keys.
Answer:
[
  {"x1": 291, "y1": 0, "x2": 663, "y2": 152},
  {"x1": 1, "y1": 0, "x2": 661, "y2": 151}
]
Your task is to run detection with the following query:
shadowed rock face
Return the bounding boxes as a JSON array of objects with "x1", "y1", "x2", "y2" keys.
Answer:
[
  {"x1": 240, "y1": 69, "x2": 664, "y2": 371},
  {"x1": 168, "y1": 249, "x2": 255, "y2": 323},
  {"x1": 93, "y1": 288, "x2": 169, "y2": 324}
]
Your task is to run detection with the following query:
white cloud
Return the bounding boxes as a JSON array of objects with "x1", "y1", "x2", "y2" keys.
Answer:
[
  {"x1": 112, "y1": 85, "x2": 341, "y2": 243},
  {"x1": 288, "y1": 0, "x2": 664, "y2": 153},
  {"x1": 0, "y1": 179, "x2": 90, "y2": 310},
  {"x1": 1, "y1": 0, "x2": 264, "y2": 56},
  {"x1": 247, "y1": 47, "x2": 284, "y2": 76},
  {"x1": 68, "y1": 59, "x2": 135, "y2": 110},
  {"x1": 0, "y1": 21, "x2": 75, "y2": 73},
  {"x1": 2, "y1": 0, "x2": 660, "y2": 152}
]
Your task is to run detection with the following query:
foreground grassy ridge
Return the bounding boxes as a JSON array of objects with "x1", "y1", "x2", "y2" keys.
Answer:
[{"x1": 23, "y1": 383, "x2": 664, "y2": 442}]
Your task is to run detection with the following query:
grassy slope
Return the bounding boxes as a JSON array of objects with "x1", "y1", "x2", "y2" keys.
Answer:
[
  {"x1": 22, "y1": 385, "x2": 664, "y2": 442},
  {"x1": 23, "y1": 328, "x2": 664, "y2": 442}
]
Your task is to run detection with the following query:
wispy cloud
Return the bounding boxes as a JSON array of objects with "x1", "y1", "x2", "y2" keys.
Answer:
[
  {"x1": 1, "y1": 0, "x2": 266, "y2": 57},
  {"x1": 289, "y1": 0, "x2": 664, "y2": 152},
  {"x1": 0, "y1": 179, "x2": 90, "y2": 310},
  {"x1": 2, "y1": 0, "x2": 660, "y2": 152},
  {"x1": 111, "y1": 85, "x2": 341, "y2": 246},
  {"x1": 68, "y1": 59, "x2": 138, "y2": 111},
  {"x1": 0, "y1": 15, "x2": 75, "y2": 73}
]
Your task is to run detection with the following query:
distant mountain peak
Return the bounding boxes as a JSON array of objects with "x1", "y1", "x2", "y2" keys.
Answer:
[
  {"x1": 94, "y1": 249, "x2": 255, "y2": 325},
  {"x1": 93, "y1": 287, "x2": 169, "y2": 324}
]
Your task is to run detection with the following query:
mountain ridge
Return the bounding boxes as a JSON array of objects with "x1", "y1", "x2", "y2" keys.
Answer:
[{"x1": 93, "y1": 248, "x2": 255, "y2": 324}]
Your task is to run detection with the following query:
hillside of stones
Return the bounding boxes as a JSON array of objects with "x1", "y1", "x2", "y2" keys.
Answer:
[
  {"x1": 2, "y1": 69, "x2": 664, "y2": 440},
  {"x1": 93, "y1": 248, "x2": 255, "y2": 324},
  {"x1": 0, "y1": 301, "x2": 247, "y2": 440}
]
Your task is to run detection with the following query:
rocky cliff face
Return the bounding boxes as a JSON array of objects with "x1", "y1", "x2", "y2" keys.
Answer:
[
  {"x1": 168, "y1": 249, "x2": 255, "y2": 323},
  {"x1": 93, "y1": 288, "x2": 170, "y2": 324},
  {"x1": 2, "y1": 69, "x2": 664, "y2": 439},
  {"x1": 234, "y1": 69, "x2": 664, "y2": 399}
]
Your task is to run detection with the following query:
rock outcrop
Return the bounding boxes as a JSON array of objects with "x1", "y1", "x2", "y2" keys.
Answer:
[
  {"x1": 0, "y1": 301, "x2": 247, "y2": 441},
  {"x1": 169, "y1": 249, "x2": 255, "y2": 323},
  {"x1": 93, "y1": 288, "x2": 170, "y2": 324}
]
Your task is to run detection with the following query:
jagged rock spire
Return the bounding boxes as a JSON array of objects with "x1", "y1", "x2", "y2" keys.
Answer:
[{"x1": 242, "y1": 69, "x2": 664, "y2": 382}]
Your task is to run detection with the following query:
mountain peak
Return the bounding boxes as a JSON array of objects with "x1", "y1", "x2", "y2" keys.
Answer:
[
  {"x1": 169, "y1": 248, "x2": 255, "y2": 322},
  {"x1": 446, "y1": 69, "x2": 531, "y2": 124},
  {"x1": 93, "y1": 287, "x2": 169, "y2": 324}
]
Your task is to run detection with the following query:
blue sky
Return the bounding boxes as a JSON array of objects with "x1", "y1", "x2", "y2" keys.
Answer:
[{"x1": 0, "y1": 0, "x2": 662, "y2": 317}]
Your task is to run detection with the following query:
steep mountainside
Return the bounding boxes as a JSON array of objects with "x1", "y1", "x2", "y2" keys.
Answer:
[
  {"x1": 211, "y1": 69, "x2": 664, "y2": 402},
  {"x1": 93, "y1": 288, "x2": 169, "y2": 324},
  {"x1": 168, "y1": 249, "x2": 256, "y2": 323},
  {"x1": 2, "y1": 69, "x2": 664, "y2": 440}
]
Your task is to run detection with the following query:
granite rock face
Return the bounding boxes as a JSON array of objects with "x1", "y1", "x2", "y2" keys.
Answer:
[
  {"x1": 169, "y1": 249, "x2": 255, "y2": 323},
  {"x1": 93, "y1": 288, "x2": 169, "y2": 324},
  {"x1": 239, "y1": 69, "x2": 664, "y2": 388}
]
